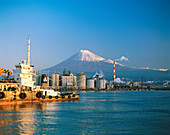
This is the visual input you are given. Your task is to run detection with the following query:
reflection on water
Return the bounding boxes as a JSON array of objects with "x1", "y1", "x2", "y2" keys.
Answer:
[
  {"x1": 0, "y1": 91, "x2": 170, "y2": 135},
  {"x1": 0, "y1": 103, "x2": 41, "y2": 135}
]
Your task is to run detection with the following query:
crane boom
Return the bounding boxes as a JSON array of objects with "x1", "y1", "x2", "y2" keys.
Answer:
[{"x1": 0, "y1": 67, "x2": 12, "y2": 76}]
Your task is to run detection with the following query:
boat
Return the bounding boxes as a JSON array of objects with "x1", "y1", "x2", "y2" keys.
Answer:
[
  {"x1": 0, "y1": 36, "x2": 79, "y2": 105},
  {"x1": 40, "y1": 89, "x2": 79, "y2": 101}
]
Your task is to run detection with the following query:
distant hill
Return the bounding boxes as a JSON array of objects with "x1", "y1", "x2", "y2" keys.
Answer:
[{"x1": 43, "y1": 50, "x2": 170, "y2": 81}]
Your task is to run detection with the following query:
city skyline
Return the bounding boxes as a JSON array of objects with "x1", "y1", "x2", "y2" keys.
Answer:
[{"x1": 0, "y1": 0, "x2": 169, "y2": 71}]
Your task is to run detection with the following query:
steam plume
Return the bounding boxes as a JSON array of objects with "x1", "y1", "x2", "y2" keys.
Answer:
[
  {"x1": 115, "y1": 56, "x2": 128, "y2": 62},
  {"x1": 93, "y1": 70, "x2": 104, "y2": 78},
  {"x1": 113, "y1": 78, "x2": 125, "y2": 83}
]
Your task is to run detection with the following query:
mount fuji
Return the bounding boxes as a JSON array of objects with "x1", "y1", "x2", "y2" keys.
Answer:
[{"x1": 43, "y1": 50, "x2": 169, "y2": 81}]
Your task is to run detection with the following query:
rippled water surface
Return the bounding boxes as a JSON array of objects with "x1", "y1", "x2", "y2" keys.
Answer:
[{"x1": 0, "y1": 91, "x2": 170, "y2": 135}]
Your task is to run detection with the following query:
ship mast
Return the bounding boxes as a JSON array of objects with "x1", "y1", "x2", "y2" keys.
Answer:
[{"x1": 27, "y1": 35, "x2": 30, "y2": 65}]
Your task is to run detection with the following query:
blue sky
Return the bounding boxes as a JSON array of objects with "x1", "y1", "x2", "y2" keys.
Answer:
[{"x1": 0, "y1": 0, "x2": 169, "y2": 71}]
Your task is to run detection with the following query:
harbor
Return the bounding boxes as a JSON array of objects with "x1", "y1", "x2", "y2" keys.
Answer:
[
  {"x1": 0, "y1": 36, "x2": 79, "y2": 105},
  {"x1": 0, "y1": 36, "x2": 169, "y2": 106},
  {"x1": 33, "y1": 70, "x2": 170, "y2": 92}
]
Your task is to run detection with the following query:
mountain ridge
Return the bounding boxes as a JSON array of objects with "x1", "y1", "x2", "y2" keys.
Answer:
[{"x1": 43, "y1": 50, "x2": 169, "y2": 81}]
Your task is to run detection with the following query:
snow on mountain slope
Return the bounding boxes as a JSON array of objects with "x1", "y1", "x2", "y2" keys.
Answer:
[
  {"x1": 71, "y1": 50, "x2": 124, "y2": 66},
  {"x1": 78, "y1": 50, "x2": 105, "y2": 62}
]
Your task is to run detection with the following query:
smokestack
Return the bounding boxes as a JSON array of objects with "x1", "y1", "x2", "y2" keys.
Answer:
[
  {"x1": 113, "y1": 56, "x2": 128, "y2": 81},
  {"x1": 27, "y1": 35, "x2": 30, "y2": 65},
  {"x1": 113, "y1": 61, "x2": 116, "y2": 80}
]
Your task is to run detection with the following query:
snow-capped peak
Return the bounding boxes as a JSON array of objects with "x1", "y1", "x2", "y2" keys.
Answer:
[
  {"x1": 74, "y1": 50, "x2": 125, "y2": 66},
  {"x1": 78, "y1": 50, "x2": 105, "y2": 62}
]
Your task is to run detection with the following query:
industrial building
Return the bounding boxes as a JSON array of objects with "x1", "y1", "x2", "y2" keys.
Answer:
[
  {"x1": 95, "y1": 75, "x2": 106, "y2": 89},
  {"x1": 106, "y1": 82, "x2": 114, "y2": 90},
  {"x1": 34, "y1": 70, "x2": 108, "y2": 90},
  {"x1": 60, "y1": 70, "x2": 77, "y2": 89},
  {"x1": 76, "y1": 72, "x2": 86, "y2": 89},
  {"x1": 52, "y1": 72, "x2": 60, "y2": 89},
  {"x1": 41, "y1": 74, "x2": 50, "y2": 89},
  {"x1": 87, "y1": 78, "x2": 95, "y2": 89}
]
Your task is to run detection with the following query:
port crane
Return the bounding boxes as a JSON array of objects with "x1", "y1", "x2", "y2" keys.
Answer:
[{"x1": 0, "y1": 67, "x2": 12, "y2": 78}]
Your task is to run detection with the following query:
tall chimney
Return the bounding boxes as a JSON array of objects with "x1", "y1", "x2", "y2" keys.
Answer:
[
  {"x1": 27, "y1": 35, "x2": 30, "y2": 65},
  {"x1": 113, "y1": 61, "x2": 116, "y2": 80}
]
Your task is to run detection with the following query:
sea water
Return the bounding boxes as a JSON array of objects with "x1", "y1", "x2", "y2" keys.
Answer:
[{"x1": 0, "y1": 91, "x2": 170, "y2": 135}]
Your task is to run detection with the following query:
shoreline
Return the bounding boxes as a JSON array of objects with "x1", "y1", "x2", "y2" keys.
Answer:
[{"x1": 58, "y1": 88, "x2": 170, "y2": 91}]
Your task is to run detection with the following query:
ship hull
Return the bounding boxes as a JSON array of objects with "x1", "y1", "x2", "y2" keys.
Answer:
[
  {"x1": 0, "y1": 91, "x2": 79, "y2": 105},
  {"x1": 0, "y1": 99, "x2": 41, "y2": 105}
]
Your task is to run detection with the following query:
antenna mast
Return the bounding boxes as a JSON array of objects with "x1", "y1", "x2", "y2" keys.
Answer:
[{"x1": 27, "y1": 35, "x2": 30, "y2": 65}]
